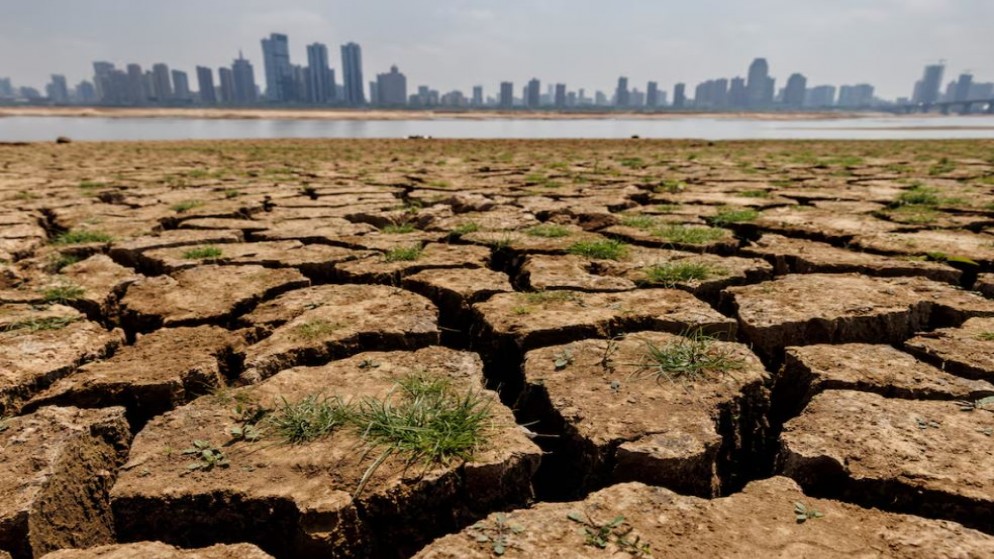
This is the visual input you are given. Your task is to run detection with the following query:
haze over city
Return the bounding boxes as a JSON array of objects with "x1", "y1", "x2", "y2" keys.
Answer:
[{"x1": 2, "y1": 0, "x2": 992, "y2": 102}]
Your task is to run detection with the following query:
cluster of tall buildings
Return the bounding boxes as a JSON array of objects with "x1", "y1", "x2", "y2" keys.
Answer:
[{"x1": 2, "y1": 37, "x2": 992, "y2": 112}]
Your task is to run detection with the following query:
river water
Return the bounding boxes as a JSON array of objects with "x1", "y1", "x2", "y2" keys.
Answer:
[{"x1": 2, "y1": 115, "x2": 993, "y2": 142}]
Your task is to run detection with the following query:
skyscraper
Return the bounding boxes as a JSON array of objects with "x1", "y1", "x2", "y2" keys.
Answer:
[
  {"x1": 218, "y1": 67, "x2": 235, "y2": 104},
  {"x1": 746, "y1": 58, "x2": 775, "y2": 107},
  {"x1": 954, "y1": 73, "x2": 973, "y2": 102},
  {"x1": 526, "y1": 78, "x2": 541, "y2": 108},
  {"x1": 915, "y1": 63, "x2": 945, "y2": 105},
  {"x1": 499, "y1": 82, "x2": 514, "y2": 108},
  {"x1": 92, "y1": 61, "x2": 115, "y2": 101},
  {"x1": 172, "y1": 70, "x2": 191, "y2": 101},
  {"x1": 341, "y1": 42, "x2": 365, "y2": 106},
  {"x1": 804, "y1": 85, "x2": 836, "y2": 107},
  {"x1": 728, "y1": 77, "x2": 747, "y2": 108},
  {"x1": 124, "y1": 64, "x2": 145, "y2": 104},
  {"x1": 261, "y1": 33, "x2": 292, "y2": 102},
  {"x1": 232, "y1": 52, "x2": 258, "y2": 104},
  {"x1": 151, "y1": 63, "x2": 173, "y2": 101},
  {"x1": 673, "y1": 83, "x2": 686, "y2": 109},
  {"x1": 783, "y1": 73, "x2": 807, "y2": 107},
  {"x1": 646, "y1": 82, "x2": 659, "y2": 108},
  {"x1": 306, "y1": 43, "x2": 335, "y2": 104},
  {"x1": 554, "y1": 83, "x2": 567, "y2": 108},
  {"x1": 376, "y1": 65, "x2": 407, "y2": 106},
  {"x1": 472, "y1": 85, "x2": 483, "y2": 106},
  {"x1": 196, "y1": 67, "x2": 217, "y2": 104},
  {"x1": 615, "y1": 77, "x2": 630, "y2": 107},
  {"x1": 47, "y1": 75, "x2": 69, "y2": 103},
  {"x1": 837, "y1": 84, "x2": 875, "y2": 107}
]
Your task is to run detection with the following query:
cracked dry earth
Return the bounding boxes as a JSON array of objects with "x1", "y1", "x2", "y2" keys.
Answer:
[{"x1": 1, "y1": 138, "x2": 994, "y2": 558}]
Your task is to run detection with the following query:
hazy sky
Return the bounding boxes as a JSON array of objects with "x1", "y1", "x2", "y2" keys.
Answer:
[{"x1": 1, "y1": 0, "x2": 991, "y2": 99}]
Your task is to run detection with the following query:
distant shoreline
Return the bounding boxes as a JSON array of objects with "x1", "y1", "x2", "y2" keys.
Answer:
[{"x1": 0, "y1": 106, "x2": 890, "y2": 121}]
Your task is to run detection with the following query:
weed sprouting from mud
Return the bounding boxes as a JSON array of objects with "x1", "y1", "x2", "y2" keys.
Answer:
[
  {"x1": 651, "y1": 224, "x2": 726, "y2": 245},
  {"x1": 171, "y1": 200, "x2": 204, "y2": 213},
  {"x1": 635, "y1": 331, "x2": 744, "y2": 384},
  {"x1": 384, "y1": 245, "x2": 423, "y2": 262},
  {"x1": 641, "y1": 261, "x2": 723, "y2": 287},
  {"x1": 567, "y1": 510, "x2": 651, "y2": 556},
  {"x1": 42, "y1": 282, "x2": 86, "y2": 304},
  {"x1": 182, "y1": 440, "x2": 230, "y2": 472},
  {"x1": 182, "y1": 245, "x2": 223, "y2": 260},
  {"x1": 525, "y1": 224, "x2": 571, "y2": 238},
  {"x1": 52, "y1": 229, "x2": 113, "y2": 245},
  {"x1": 269, "y1": 394, "x2": 352, "y2": 444},
  {"x1": 381, "y1": 223, "x2": 417, "y2": 234},
  {"x1": 567, "y1": 239, "x2": 629, "y2": 260},
  {"x1": 469, "y1": 513, "x2": 525, "y2": 556},
  {"x1": 1, "y1": 315, "x2": 78, "y2": 332},
  {"x1": 711, "y1": 207, "x2": 759, "y2": 226}
]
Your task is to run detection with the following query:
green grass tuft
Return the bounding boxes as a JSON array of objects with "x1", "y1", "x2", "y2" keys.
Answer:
[
  {"x1": 292, "y1": 319, "x2": 339, "y2": 340},
  {"x1": 524, "y1": 224, "x2": 571, "y2": 238},
  {"x1": 1, "y1": 315, "x2": 78, "y2": 333},
  {"x1": 384, "y1": 245, "x2": 423, "y2": 262},
  {"x1": 711, "y1": 207, "x2": 759, "y2": 226},
  {"x1": 651, "y1": 224, "x2": 726, "y2": 245},
  {"x1": 182, "y1": 246, "x2": 223, "y2": 260},
  {"x1": 268, "y1": 394, "x2": 352, "y2": 444},
  {"x1": 42, "y1": 283, "x2": 86, "y2": 304},
  {"x1": 171, "y1": 200, "x2": 204, "y2": 213},
  {"x1": 636, "y1": 331, "x2": 744, "y2": 384},
  {"x1": 452, "y1": 221, "x2": 480, "y2": 236},
  {"x1": 896, "y1": 184, "x2": 940, "y2": 207},
  {"x1": 52, "y1": 230, "x2": 113, "y2": 245},
  {"x1": 620, "y1": 215, "x2": 657, "y2": 229},
  {"x1": 567, "y1": 239, "x2": 629, "y2": 260},
  {"x1": 381, "y1": 223, "x2": 417, "y2": 234},
  {"x1": 642, "y1": 262, "x2": 722, "y2": 286}
]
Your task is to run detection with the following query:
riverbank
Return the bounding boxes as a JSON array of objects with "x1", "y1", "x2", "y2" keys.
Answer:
[{"x1": 0, "y1": 105, "x2": 880, "y2": 121}]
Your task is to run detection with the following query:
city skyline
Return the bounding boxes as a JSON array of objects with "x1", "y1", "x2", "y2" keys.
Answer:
[{"x1": 2, "y1": 0, "x2": 992, "y2": 100}]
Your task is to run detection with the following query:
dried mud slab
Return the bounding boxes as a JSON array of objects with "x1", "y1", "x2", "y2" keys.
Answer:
[
  {"x1": 414, "y1": 476, "x2": 994, "y2": 559},
  {"x1": 742, "y1": 233, "x2": 961, "y2": 283},
  {"x1": 518, "y1": 254, "x2": 636, "y2": 292},
  {"x1": 40, "y1": 542, "x2": 273, "y2": 559},
  {"x1": 111, "y1": 348, "x2": 540, "y2": 559},
  {"x1": 600, "y1": 222, "x2": 738, "y2": 254},
  {"x1": 777, "y1": 344, "x2": 994, "y2": 418},
  {"x1": 748, "y1": 206, "x2": 900, "y2": 243},
  {"x1": 723, "y1": 273, "x2": 994, "y2": 359},
  {"x1": 120, "y1": 265, "x2": 309, "y2": 333},
  {"x1": 0, "y1": 305, "x2": 123, "y2": 415},
  {"x1": 519, "y1": 332, "x2": 769, "y2": 497},
  {"x1": 135, "y1": 241, "x2": 364, "y2": 279},
  {"x1": 334, "y1": 243, "x2": 491, "y2": 284},
  {"x1": 978, "y1": 273, "x2": 994, "y2": 298},
  {"x1": 240, "y1": 284, "x2": 439, "y2": 382},
  {"x1": 26, "y1": 326, "x2": 241, "y2": 425},
  {"x1": 904, "y1": 317, "x2": 994, "y2": 380},
  {"x1": 472, "y1": 289, "x2": 735, "y2": 356},
  {"x1": 249, "y1": 219, "x2": 377, "y2": 244},
  {"x1": 853, "y1": 229, "x2": 994, "y2": 268},
  {"x1": 779, "y1": 390, "x2": 994, "y2": 533},
  {"x1": 0, "y1": 406, "x2": 131, "y2": 559},
  {"x1": 107, "y1": 230, "x2": 244, "y2": 269}
]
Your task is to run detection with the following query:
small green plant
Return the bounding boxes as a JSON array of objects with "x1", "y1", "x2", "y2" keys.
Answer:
[
  {"x1": 567, "y1": 511, "x2": 651, "y2": 556},
  {"x1": 553, "y1": 348, "x2": 574, "y2": 370},
  {"x1": 896, "y1": 184, "x2": 939, "y2": 207},
  {"x1": 642, "y1": 262, "x2": 721, "y2": 287},
  {"x1": 976, "y1": 332, "x2": 994, "y2": 342},
  {"x1": 524, "y1": 224, "x2": 571, "y2": 238},
  {"x1": 352, "y1": 374, "x2": 492, "y2": 495},
  {"x1": 227, "y1": 397, "x2": 269, "y2": 442},
  {"x1": 1, "y1": 315, "x2": 78, "y2": 333},
  {"x1": 620, "y1": 215, "x2": 657, "y2": 229},
  {"x1": 268, "y1": 394, "x2": 351, "y2": 444},
  {"x1": 171, "y1": 200, "x2": 203, "y2": 213},
  {"x1": 46, "y1": 252, "x2": 81, "y2": 273},
  {"x1": 928, "y1": 157, "x2": 956, "y2": 176},
  {"x1": 300, "y1": 185, "x2": 318, "y2": 197},
  {"x1": 469, "y1": 513, "x2": 525, "y2": 556},
  {"x1": 182, "y1": 440, "x2": 230, "y2": 471},
  {"x1": 182, "y1": 245, "x2": 223, "y2": 260},
  {"x1": 739, "y1": 189, "x2": 771, "y2": 198},
  {"x1": 452, "y1": 221, "x2": 480, "y2": 236},
  {"x1": 636, "y1": 331, "x2": 744, "y2": 384},
  {"x1": 384, "y1": 245, "x2": 423, "y2": 262},
  {"x1": 52, "y1": 230, "x2": 113, "y2": 245},
  {"x1": 293, "y1": 319, "x2": 339, "y2": 340},
  {"x1": 711, "y1": 207, "x2": 759, "y2": 226},
  {"x1": 794, "y1": 502, "x2": 824, "y2": 523},
  {"x1": 618, "y1": 157, "x2": 646, "y2": 169},
  {"x1": 223, "y1": 189, "x2": 242, "y2": 199},
  {"x1": 567, "y1": 239, "x2": 629, "y2": 260},
  {"x1": 522, "y1": 290, "x2": 576, "y2": 305},
  {"x1": 42, "y1": 282, "x2": 86, "y2": 304},
  {"x1": 381, "y1": 223, "x2": 416, "y2": 234},
  {"x1": 651, "y1": 224, "x2": 726, "y2": 245},
  {"x1": 957, "y1": 396, "x2": 994, "y2": 412},
  {"x1": 78, "y1": 180, "x2": 106, "y2": 191},
  {"x1": 654, "y1": 180, "x2": 685, "y2": 193}
]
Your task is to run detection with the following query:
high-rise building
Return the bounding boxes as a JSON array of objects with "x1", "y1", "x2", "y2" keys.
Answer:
[
  {"x1": 746, "y1": 58, "x2": 775, "y2": 107},
  {"x1": 954, "y1": 73, "x2": 973, "y2": 102},
  {"x1": 232, "y1": 52, "x2": 258, "y2": 104},
  {"x1": 47, "y1": 74, "x2": 70, "y2": 103},
  {"x1": 472, "y1": 85, "x2": 483, "y2": 106},
  {"x1": 75, "y1": 80, "x2": 97, "y2": 103},
  {"x1": 615, "y1": 77, "x2": 630, "y2": 107},
  {"x1": 783, "y1": 73, "x2": 807, "y2": 107},
  {"x1": 0, "y1": 77, "x2": 13, "y2": 98},
  {"x1": 306, "y1": 43, "x2": 335, "y2": 104},
  {"x1": 526, "y1": 78, "x2": 541, "y2": 108},
  {"x1": 261, "y1": 33, "x2": 293, "y2": 102},
  {"x1": 646, "y1": 82, "x2": 659, "y2": 108},
  {"x1": 172, "y1": 70, "x2": 191, "y2": 101},
  {"x1": 804, "y1": 85, "x2": 836, "y2": 107},
  {"x1": 124, "y1": 64, "x2": 145, "y2": 104},
  {"x1": 728, "y1": 77, "x2": 747, "y2": 108},
  {"x1": 376, "y1": 65, "x2": 407, "y2": 106},
  {"x1": 218, "y1": 67, "x2": 235, "y2": 104},
  {"x1": 914, "y1": 63, "x2": 945, "y2": 105},
  {"x1": 151, "y1": 63, "x2": 173, "y2": 101},
  {"x1": 92, "y1": 61, "x2": 115, "y2": 101},
  {"x1": 341, "y1": 42, "x2": 365, "y2": 106},
  {"x1": 969, "y1": 82, "x2": 994, "y2": 100},
  {"x1": 554, "y1": 83, "x2": 566, "y2": 108},
  {"x1": 196, "y1": 67, "x2": 217, "y2": 104},
  {"x1": 672, "y1": 83, "x2": 687, "y2": 109},
  {"x1": 837, "y1": 84, "x2": 875, "y2": 107},
  {"x1": 499, "y1": 81, "x2": 514, "y2": 108}
]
